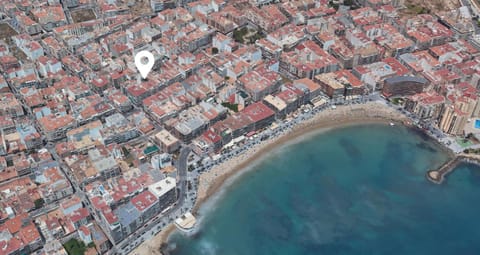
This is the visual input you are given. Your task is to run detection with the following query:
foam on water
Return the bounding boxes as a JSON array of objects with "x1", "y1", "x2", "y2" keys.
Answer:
[{"x1": 198, "y1": 239, "x2": 217, "y2": 255}]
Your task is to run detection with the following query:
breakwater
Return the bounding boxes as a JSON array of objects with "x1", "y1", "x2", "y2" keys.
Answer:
[{"x1": 427, "y1": 154, "x2": 480, "y2": 184}]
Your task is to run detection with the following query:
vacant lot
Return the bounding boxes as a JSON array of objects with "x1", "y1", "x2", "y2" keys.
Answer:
[
  {"x1": 120, "y1": 0, "x2": 152, "y2": 16},
  {"x1": 233, "y1": 27, "x2": 265, "y2": 44},
  {"x1": 0, "y1": 23, "x2": 18, "y2": 40},
  {"x1": 402, "y1": 0, "x2": 460, "y2": 16},
  {"x1": 71, "y1": 8, "x2": 96, "y2": 23}
]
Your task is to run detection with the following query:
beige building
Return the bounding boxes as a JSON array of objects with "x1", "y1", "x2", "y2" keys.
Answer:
[
  {"x1": 66, "y1": 120, "x2": 103, "y2": 153},
  {"x1": 472, "y1": 99, "x2": 480, "y2": 117},
  {"x1": 439, "y1": 90, "x2": 477, "y2": 135},
  {"x1": 439, "y1": 105, "x2": 468, "y2": 135},
  {"x1": 263, "y1": 95, "x2": 287, "y2": 118},
  {"x1": 314, "y1": 73, "x2": 345, "y2": 99},
  {"x1": 153, "y1": 130, "x2": 180, "y2": 153}
]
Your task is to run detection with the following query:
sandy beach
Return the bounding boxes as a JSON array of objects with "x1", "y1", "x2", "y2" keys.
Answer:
[
  {"x1": 131, "y1": 101, "x2": 409, "y2": 255},
  {"x1": 130, "y1": 224, "x2": 175, "y2": 255},
  {"x1": 193, "y1": 102, "x2": 409, "y2": 213}
]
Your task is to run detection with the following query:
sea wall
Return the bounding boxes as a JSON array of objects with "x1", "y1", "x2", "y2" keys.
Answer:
[{"x1": 427, "y1": 154, "x2": 480, "y2": 184}]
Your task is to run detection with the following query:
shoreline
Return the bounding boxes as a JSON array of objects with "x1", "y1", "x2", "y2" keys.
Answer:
[
  {"x1": 193, "y1": 120, "x2": 402, "y2": 215},
  {"x1": 172, "y1": 103, "x2": 410, "y2": 241},
  {"x1": 191, "y1": 102, "x2": 414, "y2": 216},
  {"x1": 132, "y1": 101, "x2": 451, "y2": 255},
  {"x1": 130, "y1": 224, "x2": 175, "y2": 255}
]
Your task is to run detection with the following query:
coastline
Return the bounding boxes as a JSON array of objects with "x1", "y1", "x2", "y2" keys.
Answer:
[
  {"x1": 192, "y1": 102, "x2": 410, "y2": 216},
  {"x1": 130, "y1": 224, "x2": 175, "y2": 255},
  {"x1": 148, "y1": 103, "x2": 480, "y2": 255},
  {"x1": 132, "y1": 101, "x2": 448, "y2": 255}
]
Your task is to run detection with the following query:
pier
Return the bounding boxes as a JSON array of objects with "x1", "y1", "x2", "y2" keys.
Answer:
[{"x1": 427, "y1": 154, "x2": 480, "y2": 184}]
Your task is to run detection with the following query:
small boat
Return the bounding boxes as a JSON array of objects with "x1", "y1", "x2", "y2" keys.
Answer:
[{"x1": 390, "y1": 122, "x2": 395, "y2": 126}]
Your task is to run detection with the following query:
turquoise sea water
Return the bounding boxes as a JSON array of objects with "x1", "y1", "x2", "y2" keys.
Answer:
[{"x1": 167, "y1": 124, "x2": 480, "y2": 255}]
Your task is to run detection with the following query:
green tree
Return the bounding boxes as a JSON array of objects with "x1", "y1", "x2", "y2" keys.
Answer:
[
  {"x1": 328, "y1": 0, "x2": 339, "y2": 10},
  {"x1": 221, "y1": 102, "x2": 239, "y2": 112},
  {"x1": 233, "y1": 27, "x2": 249, "y2": 43},
  {"x1": 63, "y1": 239, "x2": 87, "y2": 255},
  {"x1": 121, "y1": 146, "x2": 130, "y2": 157},
  {"x1": 34, "y1": 198, "x2": 45, "y2": 209},
  {"x1": 212, "y1": 47, "x2": 219, "y2": 54}
]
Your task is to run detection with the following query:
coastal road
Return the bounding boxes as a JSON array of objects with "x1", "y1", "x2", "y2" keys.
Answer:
[
  {"x1": 174, "y1": 146, "x2": 191, "y2": 211},
  {"x1": 114, "y1": 146, "x2": 192, "y2": 255}
]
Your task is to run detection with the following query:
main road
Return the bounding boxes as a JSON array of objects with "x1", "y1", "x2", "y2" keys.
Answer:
[
  {"x1": 172, "y1": 146, "x2": 191, "y2": 213},
  {"x1": 113, "y1": 146, "x2": 191, "y2": 255}
]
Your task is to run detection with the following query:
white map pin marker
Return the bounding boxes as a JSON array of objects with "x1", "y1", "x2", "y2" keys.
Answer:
[{"x1": 135, "y1": 50, "x2": 155, "y2": 79}]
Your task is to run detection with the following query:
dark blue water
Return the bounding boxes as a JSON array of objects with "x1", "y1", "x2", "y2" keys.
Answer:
[{"x1": 168, "y1": 124, "x2": 480, "y2": 255}]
